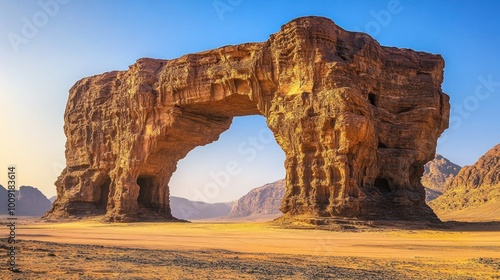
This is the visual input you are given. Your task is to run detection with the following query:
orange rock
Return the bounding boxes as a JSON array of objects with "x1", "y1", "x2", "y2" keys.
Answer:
[{"x1": 45, "y1": 17, "x2": 449, "y2": 222}]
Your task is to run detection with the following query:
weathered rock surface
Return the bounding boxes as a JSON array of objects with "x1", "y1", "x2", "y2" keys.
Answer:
[
  {"x1": 46, "y1": 16, "x2": 449, "y2": 223},
  {"x1": 170, "y1": 196, "x2": 233, "y2": 220},
  {"x1": 0, "y1": 185, "x2": 52, "y2": 216},
  {"x1": 421, "y1": 154, "x2": 461, "y2": 194},
  {"x1": 227, "y1": 179, "x2": 285, "y2": 219},
  {"x1": 430, "y1": 144, "x2": 500, "y2": 220}
]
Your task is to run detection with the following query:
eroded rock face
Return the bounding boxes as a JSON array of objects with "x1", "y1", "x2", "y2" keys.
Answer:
[{"x1": 45, "y1": 17, "x2": 449, "y2": 222}]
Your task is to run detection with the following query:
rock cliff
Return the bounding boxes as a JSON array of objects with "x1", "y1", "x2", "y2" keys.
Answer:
[
  {"x1": 46, "y1": 16, "x2": 449, "y2": 223},
  {"x1": 430, "y1": 144, "x2": 500, "y2": 220}
]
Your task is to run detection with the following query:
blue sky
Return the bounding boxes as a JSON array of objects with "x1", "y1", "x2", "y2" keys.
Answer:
[{"x1": 1, "y1": 0, "x2": 499, "y2": 202}]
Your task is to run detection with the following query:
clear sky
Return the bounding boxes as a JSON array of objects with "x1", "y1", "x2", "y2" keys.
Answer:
[{"x1": 1, "y1": 0, "x2": 499, "y2": 202}]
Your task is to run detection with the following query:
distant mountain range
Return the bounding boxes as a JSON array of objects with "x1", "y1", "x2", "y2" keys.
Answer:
[
  {"x1": 0, "y1": 185, "x2": 52, "y2": 216},
  {"x1": 170, "y1": 179, "x2": 285, "y2": 221},
  {"x1": 430, "y1": 144, "x2": 500, "y2": 221},
  {"x1": 170, "y1": 196, "x2": 233, "y2": 220}
]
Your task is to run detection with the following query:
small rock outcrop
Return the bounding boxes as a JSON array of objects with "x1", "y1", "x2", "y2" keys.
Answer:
[
  {"x1": 46, "y1": 16, "x2": 449, "y2": 223},
  {"x1": 227, "y1": 179, "x2": 285, "y2": 218},
  {"x1": 430, "y1": 144, "x2": 500, "y2": 219}
]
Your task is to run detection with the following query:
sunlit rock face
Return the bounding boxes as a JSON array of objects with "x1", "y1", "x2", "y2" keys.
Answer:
[{"x1": 45, "y1": 17, "x2": 449, "y2": 222}]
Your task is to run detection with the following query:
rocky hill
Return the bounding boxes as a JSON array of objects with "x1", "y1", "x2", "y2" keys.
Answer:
[
  {"x1": 227, "y1": 180, "x2": 285, "y2": 219},
  {"x1": 430, "y1": 144, "x2": 500, "y2": 221},
  {"x1": 421, "y1": 154, "x2": 461, "y2": 201},
  {"x1": 421, "y1": 154, "x2": 461, "y2": 193},
  {"x1": 0, "y1": 185, "x2": 52, "y2": 216}
]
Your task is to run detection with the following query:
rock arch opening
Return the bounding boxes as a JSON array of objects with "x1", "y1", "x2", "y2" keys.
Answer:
[{"x1": 168, "y1": 115, "x2": 286, "y2": 221}]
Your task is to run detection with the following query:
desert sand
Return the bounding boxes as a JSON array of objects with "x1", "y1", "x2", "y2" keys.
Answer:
[{"x1": 1, "y1": 219, "x2": 499, "y2": 279}]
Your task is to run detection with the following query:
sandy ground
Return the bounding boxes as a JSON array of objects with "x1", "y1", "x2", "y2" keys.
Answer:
[
  {"x1": 437, "y1": 202, "x2": 500, "y2": 222},
  {"x1": 1, "y1": 219, "x2": 499, "y2": 279}
]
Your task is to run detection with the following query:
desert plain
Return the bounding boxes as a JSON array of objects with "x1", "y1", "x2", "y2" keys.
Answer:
[{"x1": 1, "y1": 218, "x2": 499, "y2": 279}]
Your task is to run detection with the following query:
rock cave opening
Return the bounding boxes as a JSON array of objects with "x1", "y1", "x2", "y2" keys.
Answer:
[
  {"x1": 368, "y1": 93, "x2": 378, "y2": 106},
  {"x1": 137, "y1": 176, "x2": 159, "y2": 210},
  {"x1": 374, "y1": 177, "x2": 391, "y2": 193},
  {"x1": 96, "y1": 176, "x2": 111, "y2": 210}
]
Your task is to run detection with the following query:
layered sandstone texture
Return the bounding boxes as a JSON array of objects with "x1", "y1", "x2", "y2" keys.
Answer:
[{"x1": 46, "y1": 17, "x2": 449, "y2": 222}]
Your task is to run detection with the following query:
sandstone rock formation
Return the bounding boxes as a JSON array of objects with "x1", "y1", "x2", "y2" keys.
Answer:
[
  {"x1": 170, "y1": 196, "x2": 233, "y2": 220},
  {"x1": 430, "y1": 144, "x2": 500, "y2": 220},
  {"x1": 227, "y1": 179, "x2": 285, "y2": 219},
  {"x1": 46, "y1": 16, "x2": 449, "y2": 223}
]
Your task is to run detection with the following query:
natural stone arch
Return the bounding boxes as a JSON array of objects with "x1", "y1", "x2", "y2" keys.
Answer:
[{"x1": 46, "y1": 17, "x2": 449, "y2": 223}]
